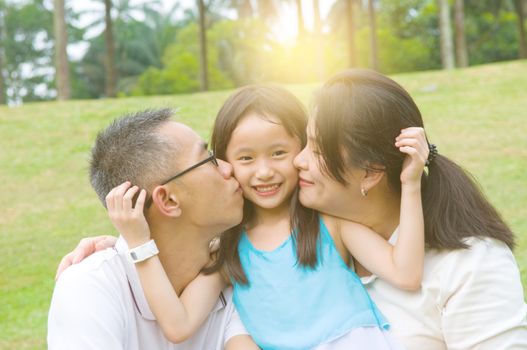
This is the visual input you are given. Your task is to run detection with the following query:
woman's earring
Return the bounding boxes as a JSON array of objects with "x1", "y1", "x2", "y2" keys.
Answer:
[{"x1": 361, "y1": 187, "x2": 368, "y2": 197}]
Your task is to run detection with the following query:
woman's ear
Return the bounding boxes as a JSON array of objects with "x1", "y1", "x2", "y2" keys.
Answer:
[
  {"x1": 151, "y1": 185, "x2": 182, "y2": 217},
  {"x1": 360, "y1": 166, "x2": 385, "y2": 195}
]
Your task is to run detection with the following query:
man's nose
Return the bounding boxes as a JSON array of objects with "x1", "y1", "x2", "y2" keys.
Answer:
[{"x1": 217, "y1": 159, "x2": 234, "y2": 179}]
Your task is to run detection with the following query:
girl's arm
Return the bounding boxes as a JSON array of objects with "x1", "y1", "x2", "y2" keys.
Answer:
[
  {"x1": 105, "y1": 182, "x2": 226, "y2": 343},
  {"x1": 339, "y1": 127, "x2": 427, "y2": 290},
  {"x1": 225, "y1": 335, "x2": 261, "y2": 350}
]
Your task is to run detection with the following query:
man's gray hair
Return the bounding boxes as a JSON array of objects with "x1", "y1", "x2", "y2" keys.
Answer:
[{"x1": 89, "y1": 108, "x2": 180, "y2": 206}]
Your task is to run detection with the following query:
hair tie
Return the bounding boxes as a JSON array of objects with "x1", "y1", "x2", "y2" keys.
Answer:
[{"x1": 426, "y1": 143, "x2": 438, "y2": 166}]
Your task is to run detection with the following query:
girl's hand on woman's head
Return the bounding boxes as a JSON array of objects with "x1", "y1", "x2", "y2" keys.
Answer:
[
  {"x1": 395, "y1": 127, "x2": 429, "y2": 187},
  {"x1": 105, "y1": 181, "x2": 151, "y2": 248}
]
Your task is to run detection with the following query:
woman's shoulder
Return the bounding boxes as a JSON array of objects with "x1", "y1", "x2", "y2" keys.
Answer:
[
  {"x1": 428, "y1": 237, "x2": 521, "y2": 296},
  {"x1": 430, "y1": 236, "x2": 514, "y2": 265}
]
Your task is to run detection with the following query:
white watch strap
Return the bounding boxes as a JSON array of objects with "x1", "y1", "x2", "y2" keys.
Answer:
[{"x1": 126, "y1": 239, "x2": 159, "y2": 264}]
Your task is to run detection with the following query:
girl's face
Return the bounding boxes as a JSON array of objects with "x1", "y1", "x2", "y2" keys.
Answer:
[
  {"x1": 293, "y1": 119, "x2": 364, "y2": 220},
  {"x1": 225, "y1": 113, "x2": 302, "y2": 211}
]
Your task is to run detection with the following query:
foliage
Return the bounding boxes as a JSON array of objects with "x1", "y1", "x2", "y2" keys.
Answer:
[
  {"x1": 465, "y1": 1, "x2": 521, "y2": 64},
  {"x1": 131, "y1": 22, "x2": 236, "y2": 95},
  {"x1": 1, "y1": 0, "x2": 53, "y2": 103}
]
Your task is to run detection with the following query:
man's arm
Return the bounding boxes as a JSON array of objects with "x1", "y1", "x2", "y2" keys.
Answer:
[{"x1": 48, "y1": 263, "x2": 126, "y2": 350}]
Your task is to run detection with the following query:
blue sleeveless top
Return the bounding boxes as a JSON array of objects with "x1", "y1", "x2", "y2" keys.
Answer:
[{"x1": 233, "y1": 219, "x2": 389, "y2": 350}]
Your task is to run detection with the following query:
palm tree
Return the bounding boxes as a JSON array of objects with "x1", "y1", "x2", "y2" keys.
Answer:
[
  {"x1": 368, "y1": 0, "x2": 378, "y2": 70},
  {"x1": 438, "y1": 0, "x2": 454, "y2": 69},
  {"x1": 198, "y1": 0, "x2": 209, "y2": 91},
  {"x1": 454, "y1": 0, "x2": 468, "y2": 67},
  {"x1": 513, "y1": 0, "x2": 527, "y2": 58},
  {"x1": 104, "y1": 0, "x2": 117, "y2": 97},
  {"x1": 53, "y1": 0, "x2": 71, "y2": 100}
]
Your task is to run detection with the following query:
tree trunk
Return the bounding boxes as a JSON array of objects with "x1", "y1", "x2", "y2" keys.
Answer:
[
  {"x1": 438, "y1": 0, "x2": 455, "y2": 69},
  {"x1": 104, "y1": 0, "x2": 117, "y2": 97},
  {"x1": 0, "y1": 51, "x2": 5, "y2": 105},
  {"x1": 53, "y1": 0, "x2": 71, "y2": 100},
  {"x1": 235, "y1": 0, "x2": 253, "y2": 19},
  {"x1": 368, "y1": 0, "x2": 379, "y2": 70},
  {"x1": 347, "y1": 0, "x2": 357, "y2": 67},
  {"x1": 295, "y1": 0, "x2": 305, "y2": 38},
  {"x1": 313, "y1": 0, "x2": 325, "y2": 80},
  {"x1": 454, "y1": 0, "x2": 468, "y2": 67},
  {"x1": 198, "y1": 0, "x2": 209, "y2": 91},
  {"x1": 514, "y1": 0, "x2": 527, "y2": 58},
  {"x1": 0, "y1": 8, "x2": 5, "y2": 105}
]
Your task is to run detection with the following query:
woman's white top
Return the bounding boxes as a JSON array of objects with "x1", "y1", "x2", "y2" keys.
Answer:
[{"x1": 362, "y1": 235, "x2": 527, "y2": 350}]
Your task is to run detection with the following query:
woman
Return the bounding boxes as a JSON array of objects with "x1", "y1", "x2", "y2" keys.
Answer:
[
  {"x1": 292, "y1": 69, "x2": 527, "y2": 349},
  {"x1": 56, "y1": 70, "x2": 527, "y2": 349}
]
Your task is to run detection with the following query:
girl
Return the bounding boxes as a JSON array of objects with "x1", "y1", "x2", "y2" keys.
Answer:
[{"x1": 106, "y1": 84, "x2": 429, "y2": 349}]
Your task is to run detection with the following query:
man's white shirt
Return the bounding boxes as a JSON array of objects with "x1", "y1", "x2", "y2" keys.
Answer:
[{"x1": 48, "y1": 237, "x2": 246, "y2": 350}]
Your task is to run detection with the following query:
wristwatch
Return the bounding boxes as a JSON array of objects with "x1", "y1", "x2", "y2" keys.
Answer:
[{"x1": 126, "y1": 239, "x2": 159, "y2": 264}]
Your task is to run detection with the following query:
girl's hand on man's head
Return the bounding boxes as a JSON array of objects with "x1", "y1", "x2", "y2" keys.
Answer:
[{"x1": 105, "y1": 181, "x2": 151, "y2": 249}]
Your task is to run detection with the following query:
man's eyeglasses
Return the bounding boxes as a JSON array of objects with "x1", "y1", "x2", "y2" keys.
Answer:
[{"x1": 160, "y1": 150, "x2": 218, "y2": 185}]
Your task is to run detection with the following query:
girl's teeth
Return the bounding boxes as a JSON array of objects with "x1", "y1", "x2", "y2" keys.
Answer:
[{"x1": 255, "y1": 184, "x2": 279, "y2": 192}]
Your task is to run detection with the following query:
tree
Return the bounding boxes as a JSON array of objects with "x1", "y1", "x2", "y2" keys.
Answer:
[
  {"x1": 513, "y1": 0, "x2": 527, "y2": 58},
  {"x1": 454, "y1": 0, "x2": 468, "y2": 67},
  {"x1": 312, "y1": 0, "x2": 325, "y2": 80},
  {"x1": 368, "y1": 0, "x2": 379, "y2": 70},
  {"x1": 232, "y1": 0, "x2": 253, "y2": 19},
  {"x1": 197, "y1": 0, "x2": 209, "y2": 91},
  {"x1": 295, "y1": 0, "x2": 305, "y2": 38},
  {"x1": 53, "y1": 0, "x2": 71, "y2": 100},
  {"x1": 0, "y1": 1, "x2": 6, "y2": 105},
  {"x1": 347, "y1": 0, "x2": 358, "y2": 67},
  {"x1": 438, "y1": 0, "x2": 454, "y2": 69},
  {"x1": 2, "y1": 0, "x2": 54, "y2": 103},
  {"x1": 104, "y1": 0, "x2": 117, "y2": 97}
]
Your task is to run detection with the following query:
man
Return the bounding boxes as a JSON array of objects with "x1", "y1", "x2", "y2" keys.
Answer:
[{"x1": 48, "y1": 109, "x2": 245, "y2": 349}]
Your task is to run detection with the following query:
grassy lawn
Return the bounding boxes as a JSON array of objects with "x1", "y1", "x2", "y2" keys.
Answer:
[{"x1": 1, "y1": 60, "x2": 526, "y2": 349}]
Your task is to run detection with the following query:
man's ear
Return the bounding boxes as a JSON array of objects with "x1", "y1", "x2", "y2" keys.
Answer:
[{"x1": 151, "y1": 185, "x2": 182, "y2": 217}]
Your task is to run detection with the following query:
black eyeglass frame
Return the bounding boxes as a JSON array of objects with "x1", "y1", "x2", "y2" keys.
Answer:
[{"x1": 160, "y1": 150, "x2": 218, "y2": 185}]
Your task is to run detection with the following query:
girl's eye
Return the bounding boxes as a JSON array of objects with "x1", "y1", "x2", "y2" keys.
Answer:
[
  {"x1": 238, "y1": 156, "x2": 252, "y2": 161},
  {"x1": 272, "y1": 150, "x2": 287, "y2": 157}
]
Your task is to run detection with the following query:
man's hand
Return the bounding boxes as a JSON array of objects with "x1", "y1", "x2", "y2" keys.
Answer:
[{"x1": 55, "y1": 235, "x2": 117, "y2": 280}]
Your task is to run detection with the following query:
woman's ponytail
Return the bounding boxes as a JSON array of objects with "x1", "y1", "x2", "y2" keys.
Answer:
[{"x1": 422, "y1": 154, "x2": 515, "y2": 250}]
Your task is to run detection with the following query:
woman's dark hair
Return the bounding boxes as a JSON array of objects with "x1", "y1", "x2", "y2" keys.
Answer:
[
  {"x1": 205, "y1": 84, "x2": 320, "y2": 285},
  {"x1": 314, "y1": 69, "x2": 514, "y2": 250}
]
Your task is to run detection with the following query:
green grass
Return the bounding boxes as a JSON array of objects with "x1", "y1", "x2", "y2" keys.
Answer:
[{"x1": 1, "y1": 60, "x2": 526, "y2": 349}]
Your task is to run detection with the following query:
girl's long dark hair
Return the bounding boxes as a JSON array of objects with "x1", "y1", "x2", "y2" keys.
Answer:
[
  {"x1": 204, "y1": 84, "x2": 320, "y2": 285},
  {"x1": 314, "y1": 69, "x2": 514, "y2": 250}
]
